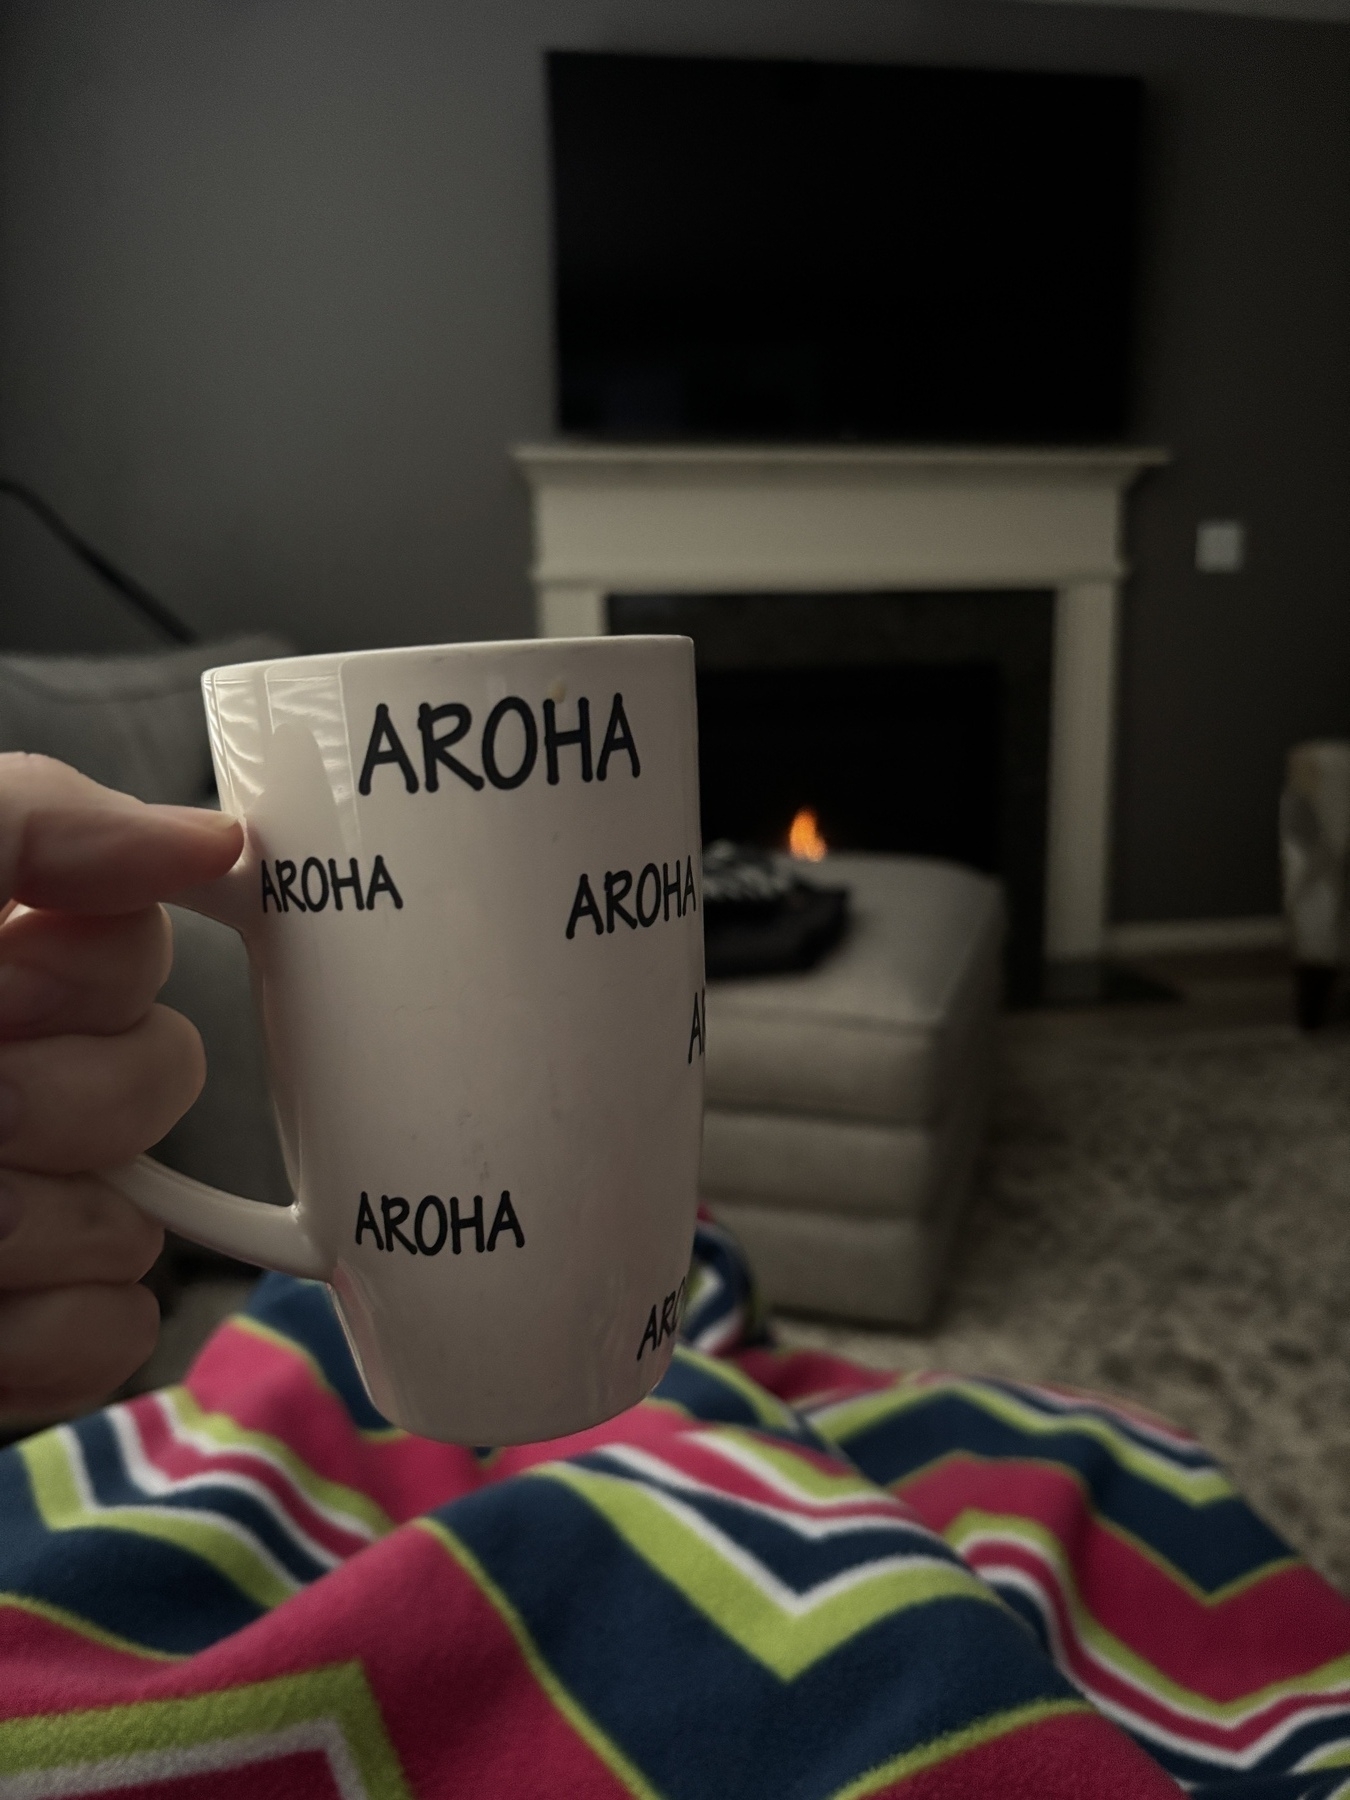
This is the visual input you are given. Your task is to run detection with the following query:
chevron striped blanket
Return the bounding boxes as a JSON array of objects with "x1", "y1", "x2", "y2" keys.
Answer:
[{"x1": 2, "y1": 1216, "x2": 1349, "y2": 1798}]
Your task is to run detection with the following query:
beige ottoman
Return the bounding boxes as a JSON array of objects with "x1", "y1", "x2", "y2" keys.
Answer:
[{"x1": 702, "y1": 853, "x2": 1003, "y2": 1326}]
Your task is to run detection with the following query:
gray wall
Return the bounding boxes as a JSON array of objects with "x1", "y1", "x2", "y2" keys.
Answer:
[{"x1": 1, "y1": 0, "x2": 1347, "y2": 925}]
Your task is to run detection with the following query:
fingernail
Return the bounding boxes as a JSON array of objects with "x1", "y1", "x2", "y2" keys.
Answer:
[
  {"x1": 0, "y1": 964, "x2": 68, "y2": 1032},
  {"x1": 151, "y1": 806, "x2": 241, "y2": 833},
  {"x1": 0, "y1": 1082, "x2": 21, "y2": 1146},
  {"x1": 0, "y1": 1179, "x2": 21, "y2": 1241}
]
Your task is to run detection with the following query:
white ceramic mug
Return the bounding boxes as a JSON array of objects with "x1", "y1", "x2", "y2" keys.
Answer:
[{"x1": 108, "y1": 637, "x2": 705, "y2": 1444}]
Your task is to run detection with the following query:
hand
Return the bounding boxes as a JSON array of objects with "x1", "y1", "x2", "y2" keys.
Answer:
[{"x1": 0, "y1": 754, "x2": 243, "y2": 1426}]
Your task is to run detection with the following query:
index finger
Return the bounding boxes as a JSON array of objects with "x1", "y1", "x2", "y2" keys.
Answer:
[{"x1": 0, "y1": 754, "x2": 243, "y2": 914}]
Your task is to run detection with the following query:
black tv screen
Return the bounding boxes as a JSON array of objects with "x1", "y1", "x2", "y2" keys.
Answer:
[{"x1": 548, "y1": 51, "x2": 1143, "y2": 443}]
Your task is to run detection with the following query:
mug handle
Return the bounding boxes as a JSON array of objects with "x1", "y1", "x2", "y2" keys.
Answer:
[{"x1": 103, "y1": 848, "x2": 331, "y2": 1282}]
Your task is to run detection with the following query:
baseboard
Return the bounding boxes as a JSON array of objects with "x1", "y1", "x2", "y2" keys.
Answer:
[{"x1": 1105, "y1": 915, "x2": 1287, "y2": 958}]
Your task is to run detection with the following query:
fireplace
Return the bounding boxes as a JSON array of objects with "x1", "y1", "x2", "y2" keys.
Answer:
[
  {"x1": 512, "y1": 442, "x2": 1166, "y2": 982},
  {"x1": 610, "y1": 590, "x2": 1053, "y2": 1001}
]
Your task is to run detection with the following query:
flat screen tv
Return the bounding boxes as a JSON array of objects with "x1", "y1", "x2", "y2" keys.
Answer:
[{"x1": 548, "y1": 51, "x2": 1143, "y2": 443}]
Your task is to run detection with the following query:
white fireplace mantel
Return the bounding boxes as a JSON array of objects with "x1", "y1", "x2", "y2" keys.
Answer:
[{"x1": 513, "y1": 442, "x2": 1167, "y2": 966}]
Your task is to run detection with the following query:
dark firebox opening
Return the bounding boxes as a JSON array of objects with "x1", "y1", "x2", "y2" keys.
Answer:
[{"x1": 610, "y1": 591, "x2": 1054, "y2": 1004}]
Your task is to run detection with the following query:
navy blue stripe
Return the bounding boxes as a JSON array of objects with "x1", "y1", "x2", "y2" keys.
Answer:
[
  {"x1": 439, "y1": 1472, "x2": 1076, "y2": 1800},
  {"x1": 653, "y1": 1352, "x2": 818, "y2": 1446},
  {"x1": 975, "y1": 1379, "x2": 1217, "y2": 1471},
  {"x1": 75, "y1": 1414, "x2": 328, "y2": 1588},
  {"x1": 0, "y1": 1448, "x2": 262, "y2": 1655},
  {"x1": 830, "y1": 1396, "x2": 1290, "y2": 1592},
  {"x1": 245, "y1": 1273, "x2": 392, "y2": 1432}
]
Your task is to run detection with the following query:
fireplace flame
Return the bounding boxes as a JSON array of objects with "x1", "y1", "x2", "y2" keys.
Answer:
[{"x1": 788, "y1": 807, "x2": 828, "y2": 862}]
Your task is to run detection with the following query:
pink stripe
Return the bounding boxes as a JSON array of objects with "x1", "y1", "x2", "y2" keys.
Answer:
[
  {"x1": 734, "y1": 1346, "x2": 896, "y2": 1406},
  {"x1": 902, "y1": 1457, "x2": 1350, "y2": 1696},
  {"x1": 591, "y1": 1439, "x2": 923, "y2": 1525},
  {"x1": 1, "y1": 1523, "x2": 638, "y2": 1798},
  {"x1": 127, "y1": 1397, "x2": 370, "y2": 1562},
  {"x1": 964, "y1": 1535, "x2": 1350, "y2": 1755},
  {"x1": 881, "y1": 1708, "x2": 1184, "y2": 1798},
  {"x1": 185, "y1": 1324, "x2": 485, "y2": 1523}
]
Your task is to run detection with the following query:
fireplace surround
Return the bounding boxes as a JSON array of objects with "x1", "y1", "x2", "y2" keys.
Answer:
[
  {"x1": 610, "y1": 589, "x2": 1053, "y2": 1002},
  {"x1": 514, "y1": 443, "x2": 1166, "y2": 976}
]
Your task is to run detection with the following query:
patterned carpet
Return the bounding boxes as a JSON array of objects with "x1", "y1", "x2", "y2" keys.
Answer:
[{"x1": 777, "y1": 1011, "x2": 1350, "y2": 1591}]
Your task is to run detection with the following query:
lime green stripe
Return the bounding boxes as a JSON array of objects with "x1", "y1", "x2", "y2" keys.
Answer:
[
  {"x1": 816, "y1": 1379, "x2": 1233, "y2": 1506},
  {"x1": 0, "y1": 1592, "x2": 184, "y2": 1663},
  {"x1": 1300, "y1": 1741, "x2": 1350, "y2": 1771},
  {"x1": 946, "y1": 1508, "x2": 1350, "y2": 1723},
  {"x1": 539, "y1": 1463, "x2": 995, "y2": 1680},
  {"x1": 228, "y1": 1316, "x2": 405, "y2": 1443},
  {"x1": 829, "y1": 1698, "x2": 1090, "y2": 1799},
  {"x1": 0, "y1": 1660, "x2": 411, "y2": 1795},
  {"x1": 418, "y1": 1519, "x2": 663, "y2": 1800},
  {"x1": 164, "y1": 1387, "x2": 393, "y2": 1540},
  {"x1": 19, "y1": 1430, "x2": 295, "y2": 1612},
  {"x1": 706, "y1": 1428, "x2": 881, "y2": 1504}
]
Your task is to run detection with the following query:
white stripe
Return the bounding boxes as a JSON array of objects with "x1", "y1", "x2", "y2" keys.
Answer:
[
  {"x1": 108, "y1": 1406, "x2": 340, "y2": 1574},
  {"x1": 975, "y1": 1557, "x2": 1350, "y2": 1771},
  {"x1": 155, "y1": 1393, "x2": 380, "y2": 1544},
  {"x1": 0, "y1": 1717, "x2": 368, "y2": 1799},
  {"x1": 597, "y1": 1440, "x2": 936, "y2": 1555},
  {"x1": 595, "y1": 1472, "x2": 963, "y2": 1618},
  {"x1": 687, "y1": 1310, "x2": 745, "y2": 1357},
  {"x1": 57, "y1": 1424, "x2": 302, "y2": 1597},
  {"x1": 600, "y1": 1442, "x2": 933, "y2": 1542}
]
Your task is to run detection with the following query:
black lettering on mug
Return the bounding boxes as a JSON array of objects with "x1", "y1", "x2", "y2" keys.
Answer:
[
  {"x1": 415, "y1": 1194, "x2": 448, "y2": 1255},
  {"x1": 636, "y1": 1276, "x2": 687, "y2": 1360},
  {"x1": 419, "y1": 702, "x2": 484, "y2": 793},
  {"x1": 596, "y1": 693, "x2": 641, "y2": 782},
  {"x1": 605, "y1": 868, "x2": 637, "y2": 933},
  {"x1": 355, "y1": 1189, "x2": 525, "y2": 1257},
  {"x1": 449, "y1": 1194, "x2": 485, "y2": 1255},
  {"x1": 359, "y1": 703, "x2": 419, "y2": 795},
  {"x1": 356, "y1": 691, "x2": 639, "y2": 798},
  {"x1": 663, "y1": 860, "x2": 683, "y2": 921},
  {"x1": 543, "y1": 696, "x2": 592, "y2": 785},
  {"x1": 567, "y1": 854, "x2": 699, "y2": 941},
  {"x1": 355, "y1": 1192, "x2": 383, "y2": 1248},
  {"x1": 486, "y1": 1190, "x2": 525, "y2": 1251},
  {"x1": 275, "y1": 860, "x2": 304, "y2": 912},
  {"x1": 380, "y1": 1195, "x2": 417, "y2": 1254},
  {"x1": 636, "y1": 863, "x2": 661, "y2": 927},
  {"x1": 688, "y1": 987, "x2": 706, "y2": 1064},
  {"x1": 365, "y1": 855, "x2": 404, "y2": 911},
  {"x1": 329, "y1": 858, "x2": 365, "y2": 911},
  {"x1": 262, "y1": 855, "x2": 397, "y2": 916},
  {"x1": 481, "y1": 697, "x2": 538, "y2": 790},
  {"x1": 566, "y1": 873, "x2": 604, "y2": 939},
  {"x1": 301, "y1": 857, "x2": 329, "y2": 912}
]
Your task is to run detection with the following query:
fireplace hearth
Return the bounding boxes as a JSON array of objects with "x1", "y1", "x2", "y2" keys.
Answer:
[{"x1": 611, "y1": 590, "x2": 1052, "y2": 1002}]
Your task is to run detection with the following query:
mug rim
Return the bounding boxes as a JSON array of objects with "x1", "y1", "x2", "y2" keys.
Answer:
[{"x1": 202, "y1": 635, "x2": 692, "y2": 684}]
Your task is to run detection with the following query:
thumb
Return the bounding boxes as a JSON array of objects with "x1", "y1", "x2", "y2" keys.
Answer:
[{"x1": 0, "y1": 754, "x2": 244, "y2": 914}]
